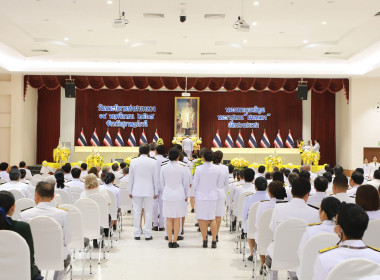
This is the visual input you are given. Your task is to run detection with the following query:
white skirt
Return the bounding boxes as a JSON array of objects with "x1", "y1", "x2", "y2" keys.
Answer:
[
  {"x1": 215, "y1": 199, "x2": 226, "y2": 217},
  {"x1": 163, "y1": 200, "x2": 186, "y2": 218},
  {"x1": 196, "y1": 200, "x2": 217, "y2": 220}
]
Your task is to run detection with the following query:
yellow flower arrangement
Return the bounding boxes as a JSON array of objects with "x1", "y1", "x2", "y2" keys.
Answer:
[
  {"x1": 191, "y1": 158, "x2": 204, "y2": 175},
  {"x1": 231, "y1": 157, "x2": 249, "y2": 170},
  {"x1": 86, "y1": 153, "x2": 104, "y2": 169},
  {"x1": 248, "y1": 162, "x2": 260, "y2": 169},
  {"x1": 157, "y1": 138, "x2": 164, "y2": 145},
  {"x1": 53, "y1": 147, "x2": 70, "y2": 164},
  {"x1": 301, "y1": 151, "x2": 320, "y2": 166},
  {"x1": 124, "y1": 156, "x2": 133, "y2": 168},
  {"x1": 265, "y1": 155, "x2": 283, "y2": 172}
]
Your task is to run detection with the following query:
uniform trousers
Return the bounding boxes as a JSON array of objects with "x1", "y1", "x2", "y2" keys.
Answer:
[
  {"x1": 184, "y1": 149, "x2": 192, "y2": 158},
  {"x1": 152, "y1": 190, "x2": 164, "y2": 228},
  {"x1": 132, "y1": 196, "x2": 154, "y2": 238}
]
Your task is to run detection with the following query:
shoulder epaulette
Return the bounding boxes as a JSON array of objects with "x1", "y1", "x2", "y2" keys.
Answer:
[
  {"x1": 161, "y1": 162, "x2": 169, "y2": 166},
  {"x1": 319, "y1": 245, "x2": 339, "y2": 253},
  {"x1": 329, "y1": 193, "x2": 334, "y2": 196},
  {"x1": 276, "y1": 201, "x2": 288, "y2": 203},
  {"x1": 308, "y1": 204, "x2": 320, "y2": 210},
  {"x1": 367, "y1": 246, "x2": 380, "y2": 252},
  {"x1": 246, "y1": 193, "x2": 254, "y2": 197},
  {"x1": 57, "y1": 207, "x2": 69, "y2": 212},
  {"x1": 308, "y1": 223, "x2": 322, "y2": 226},
  {"x1": 260, "y1": 200, "x2": 270, "y2": 202},
  {"x1": 179, "y1": 162, "x2": 187, "y2": 166},
  {"x1": 21, "y1": 207, "x2": 33, "y2": 212}
]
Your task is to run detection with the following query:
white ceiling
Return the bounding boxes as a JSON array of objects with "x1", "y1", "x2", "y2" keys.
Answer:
[{"x1": 1, "y1": 0, "x2": 380, "y2": 76}]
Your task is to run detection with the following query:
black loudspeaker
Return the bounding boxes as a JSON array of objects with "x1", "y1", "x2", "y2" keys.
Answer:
[
  {"x1": 297, "y1": 85, "x2": 308, "y2": 100},
  {"x1": 65, "y1": 82, "x2": 76, "y2": 98}
]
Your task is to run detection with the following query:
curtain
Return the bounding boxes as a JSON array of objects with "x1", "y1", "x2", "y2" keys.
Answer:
[
  {"x1": 37, "y1": 87, "x2": 61, "y2": 163},
  {"x1": 311, "y1": 91, "x2": 336, "y2": 167},
  {"x1": 75, "y1": 89, "x2": 303, "y2": 152}
]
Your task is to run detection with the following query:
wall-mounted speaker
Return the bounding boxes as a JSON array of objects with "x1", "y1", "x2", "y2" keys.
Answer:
[
  {"x1": 65, "y1": 81, "x2": 76, "y2": 98},
  {"x1": 297, "y1": 85, "x2": 308, "y2": 100}
]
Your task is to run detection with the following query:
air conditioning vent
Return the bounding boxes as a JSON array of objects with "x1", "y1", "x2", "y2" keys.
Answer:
[
  {"x1": 324, "y1": 52, "x2": 342, "y2": 55},
  {"x1": 374, "y1": 12, "x2": 380, "y2": 16},
  {"x1": 204, "y1": 14, "x2": 225, "y2": 19},
  {"x1": 201, "y1": 52, "x2": 217, "y2": 56},
  {"x1": 31, "y1": 49, "x2": 49, "y2": 53},
  {"x1": 143, "y1": 13, "x2": 164, "y2": 18},
  {"x1": 156, "y1": 52, "x2": 172, "y2": 55}
]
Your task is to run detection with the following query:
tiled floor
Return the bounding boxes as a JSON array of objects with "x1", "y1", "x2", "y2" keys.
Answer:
[{"x1": 69, "y1": 211, "x2": 284, "y2": 280}]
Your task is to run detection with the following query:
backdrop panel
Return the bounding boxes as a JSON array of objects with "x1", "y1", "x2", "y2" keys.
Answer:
[{"x1": 74, "y1": 89, "x2": 303, "y2": 155}]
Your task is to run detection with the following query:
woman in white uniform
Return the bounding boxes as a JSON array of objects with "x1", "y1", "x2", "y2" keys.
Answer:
[
  {"x1": 313, "y1": 139, "x2": 320, "y2": 153},
  {"x1": 213, "y1": 150, "x2": 229, "y2": 241},
  {"x1": 160, "y1": 147, "x2": 189, "y2": 248},
  {"x1": 193, "y1": 149, "x2": 221, "y2": 248},
  {"x1": 355, "y1": 185, "x2": 380, "y2": 220}
]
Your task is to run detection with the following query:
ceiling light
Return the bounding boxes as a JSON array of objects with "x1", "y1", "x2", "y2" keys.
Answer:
[
  {"x1": 243, "y1": 40, "x2": 248, "y2": 43},
  {"x1": 64, "y1": 37, "x2": 69, "y2": 41},
  {"x1": 322, "y1": 21, "x2": 327, "y2": 24},
  {"x1": 107, "y1": 0, "x2": 112, "y2": 4},
  {"x1": 253, "y1": 1, "x2": 260, "y2": 6},
  {"x1": 251, "y1": 22, "x2": 257, "y2": 26},
  {"x1": 303, "y1": 40, "x2": 308, "y2": 44},
  {"x1": 124, "y1": 39, "x2": 129, "y2": 42}
]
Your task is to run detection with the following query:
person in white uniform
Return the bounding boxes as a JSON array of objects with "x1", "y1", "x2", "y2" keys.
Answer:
[
  {"x1": 20, "y1": 181, "x2": 72, "y2": 280},
  {"x1": 313, "y1": 139, "x2": 320, "y2": 153},
  {"x1": 355, "y1": 184, "x2": 380, "y2": 220},
  {"x1": 363, "y1": 158, "x2": 371, "y2": 181},
  {"x1": 307, "y1": 176, "x2": 329, "y2": 208},
  {"x1": 369, "y1": 156, "x2": 379, "y2": 180},
  {"x1": 111, "y1": 163, "x2": 123, "y2": 179},
  {"x1": 62, "y1": 163, "x2": 73, "y2": 182},
  {"x1": 80, "y1": 163, "x2": 88, "y2": 179},
  {"x1": 193, "y1": 149, "x2": 221, "y2": 248},
  {"x1": 152, "y1": 145, "x2": 168, "y2": 231},
  {"x1": 368, "y1": 170, "x2": 380, "y2": 189},
  {"x1": 347, "y1": 171, "x2": 364, "y2": 197},
  {"x1": 312, "y1": 203, "x2": 380, "y2": 280},
  {"x1": 129, "y1": 144, "x2": 158, "y2": 240},
  {"x1": 332, "y1": 174, "x2": 355, "y2": 203},
  {"x1": 298, "y1": 197, "x2": 341, "y2": 258},
  {"x1": 54, "y1": 171, "x2": 72, "y2": 201},
  {"x1": 0, "y1": 162, "x2": 10, "y2": 182},
  {"x1": 160, "y1": 147, "x2": 189, "y2": 248},
  {"x1": 213, "y1": 150, "x2": 229, "y2": 240},
  {"x1": 1, "y1": 168, "x2": 31, "y2": 198},
  {"x1": 65, "y1": 167, "x2": 85, "y2": 190},
  {"x1": 19, "y1": 161, "x2": 32, "y2": 178},
  {"x1": 182, "y1": 136, "x2": 194, "y2": 160}
]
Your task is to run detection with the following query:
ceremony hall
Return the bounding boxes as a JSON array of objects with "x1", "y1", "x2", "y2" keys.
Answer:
[{"x1": 1, "y1": 1, "x2": 380, "y2": 280}]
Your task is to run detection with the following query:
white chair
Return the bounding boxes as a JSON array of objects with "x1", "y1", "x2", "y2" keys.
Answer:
[
  {"x1": 0, "y1": 230, "x2": 30, "y2": 280},
  {"x1": 29, "y1": 216, "x2": 72, "y2": 279},
  {"x1": 53, "y1": 193, "x2": 63, "y2": 206},
  {"x1": 55, "y1": 189, "x2": 72, "y2": 205},
  {"x1": 0, "y1": 178, "x2": 7, "y2": 185},
  {"x1": 297, "y1": 233, "x2": 339, "y2": 280},
  {"x1": 27, "y1": 185, "x2": 35, "y2": 198},
  {"x1": 106, "y1": 189, "x2": 120, "y2": 240},
  {"x1": 113, "y1": 177, "x2": 120, "y2": 186},
  {"x1": 235, "y1": 191, "x2": 254, "y2": 252},
  {"x1": 88, "y1": 194, "x2": 111, "y2": 252},
  {"x1": 119, "y1": 183, "x2": 132, "y2": 229},
  {"x1": 31, "y1": 177, "x2": 41, "y2": 187},
  {"x1": 74, "y1": 198, "x2": 105, "y2": 264},
  {"x1": 33, "y1": 174, "x2": 43, "y2": 180},
  {"x1": 70, "y1": 186, "x2": 84, "y2": 203},
  {"x1": 363, "y1": 219, "x2": 380, "y2": 249},
  {"x1": 326, "y1": 258, "x2": 380, "y2": 280},
  {"x1": 244, "y1": 201, "x2": 260, "y2": 266},
  {"x1": 263, "y1": 218, "x2": 307, "y2": 280},
  {"x1": 255, "y1": 208, "x2": 274, "y2": 277},
  {"x1": 60, "y1": 203, "x2": 92, "y2": 276},
  {"x1": 13, "y1": 198, "x2": 36, "y2": 220},
  {"x1": 41, "y1": 173, "x2": 49, "y2": 178},
  {"x1": 8, "y1": 189, "x2": 26, "y2": 201}
]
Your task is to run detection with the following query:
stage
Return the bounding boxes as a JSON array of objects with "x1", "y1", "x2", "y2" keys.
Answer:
[
  {"x1": 211, "y1": 148, "x2": 301, "y2": 165},
  {"x1": 72, "y1": 146, "x2": 139, "y2": 162}
]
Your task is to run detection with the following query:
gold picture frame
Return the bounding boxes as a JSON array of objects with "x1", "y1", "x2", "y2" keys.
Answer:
[{"x1": 174, "y1": 97, "x2": 200, "y2": 137}]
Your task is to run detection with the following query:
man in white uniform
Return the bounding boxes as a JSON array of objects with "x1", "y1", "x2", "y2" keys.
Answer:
[
  {"x1": 1, "y1": 168, "x2": 31, "y2": 198},
  {"x1": 332, "y1": 174, "x2": 355, "y2": 203},
  {"x1": 66, "y1": 167, "x2": 85, "y2": 190},
  {"x1": 20, "y1": 181, "x2": 72, "y2": 280},
  {"x1": 368, "y1": 170, "x2": 380, "y2": 189},
  {"x1": 19, "y1": 161, "x2": 32, "y2": 178},
  {"x1": 180, "y1": 100, "x2": 194, "y2": 135},
  {"x1": 153, "y1": 145, "x2": 167, "y2": 231},
  {"x1": 182, "y1": 136, "x2": 194, "y2": 160},
  {"x1": 80, "y1": 163, "x2": 88, "y2": 179},
  {"x1": 369, "y1": 156, "x2": 379, "y2": 179},
  {"x1": 0, "y1": 162, "x2": 10, "y2": 182},
  {"x1": 111, "y1": 163, "x2": 123, "y2": 179},
  {"x1": 129, "y1": 144, "x2": 158, "y2": 240},
  {"x1": 362, "y1": 158, "x2": 371, "y2": 181},
  {"x1": 312, "y1": 203, "x2": 380, "y2": 280},
  {"x1": 62, "y1": 163, "x2": 73, "y2": 182},
  {"x1": 347, "y1": 171, "x2": 364, "y2": 197},
  {"x1": 307, "y1": 176, "x2": 328, "y2": 208}
]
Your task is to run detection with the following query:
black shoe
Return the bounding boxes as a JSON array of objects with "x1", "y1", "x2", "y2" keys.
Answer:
[
  {"x1": 158, "y1": 227, "x2": 165, "y2": 231},
  {"x1": 260, "y1": 267, "x2": 264, "y2": 275},
  {"x1": 191, "y1": 209, "x2": 195, "y2": 213},
  {"x1": 181, "y1": 230, "x2": 184, "y2": 235},
  {"x1": 247, "y1": 255, "x2": 253, "y2": 261},
  {"x1": 134, "y1": 237, "x2": 140, "y2": 240},
  {"x1": 211, "y1": 241, "x2": 217, "y2": 248},
  {"x1": 207, "y1": 231, "x2": 212, "y2": 236},
  {"x1": 145, "y1": 236, "x2": 153, "y2": 241},
  {"x1": 203, "y1": 240, "x2": 208, "y2": 248},
  {"x1": 241, "y1": 233, "x2": 245, "y2": 239},
  {"x1": 177, "y1": 236, "x2": 184, "y2": 241},
  {"x1": 216, "y1": 235, "x2": 219, "y2": 242},
  {"x1": 93, "y1": 240, "x2": 99, "y2": 248},
  {"x1": 165, "y1": 236, "x2": 169, "y2": 240},
  {"x1": 197, "y1": 227, "x2": 201, "y2": 232},
  {"x1": 152, "y1": 226, "x2": 159, "y2": 231},
  {"x1": 113, "y1": 224, "x2": 117, "y2": 231},
  {"x1": 195, "y1": 223, "x2": 199, "y2": 227},
  {"x1": 168, "y1": 242, "x2": 173, "y2": 248},
  {"x1": 127, "y1": 210, "x2": 131, "y2": 214},
  {"x1": 172, "y1": 242, "x2": 180, "y2": 248}
]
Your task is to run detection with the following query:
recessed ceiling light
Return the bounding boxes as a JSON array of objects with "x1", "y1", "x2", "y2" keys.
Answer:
[
  {"x1": 253, "y1": 1, "x2": 260, "y2": 6},
  {"x1": 243, "y1": 40, "x2": 248, "y2": 43},
  {"x1": 64, "y1": 37, "x2": 69, "y2": 41},
  {"x1": 303, "y1": 40, "x2": 308, "y2": 44},
  {"x1": 107, "y1": 0, "x2": 112, "y2": 4},
  {"x1": 322, "y1": 21, "x2": 327, "y2": 24},
  {"x1": 251, "y1": 22, "x2": 257, "y2": 26},
  {"x1": 87, "y1": 29, "x2": 93, "y2": 32},
  {"x1": 124, "y1": 39, "x2": 129, "y2": 42}
]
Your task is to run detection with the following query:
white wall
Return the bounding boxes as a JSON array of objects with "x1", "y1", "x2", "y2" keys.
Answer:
[{"x1": 0, "y1": 74, "x2": 37, "y2": 165}]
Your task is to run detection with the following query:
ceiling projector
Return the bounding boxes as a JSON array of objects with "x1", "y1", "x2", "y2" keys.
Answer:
[
  {"x1": 113, "y1": 12, "x2": 129, "y2": 28},
  {"x1": 233, "y1": 16, "x2": 250, "y2": 32}
]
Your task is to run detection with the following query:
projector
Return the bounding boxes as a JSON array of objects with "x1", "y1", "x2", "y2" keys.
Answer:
[
  {"x1": 113, "y1": 18, "x2": 128, "y2": 28},
  {"x1": 237, "y1": 23, "x2": 250, "y2": 32}
]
